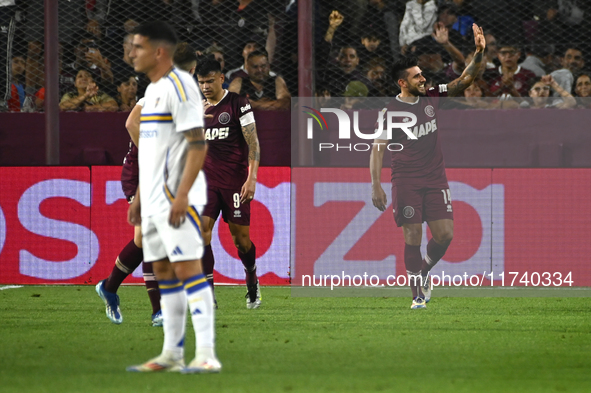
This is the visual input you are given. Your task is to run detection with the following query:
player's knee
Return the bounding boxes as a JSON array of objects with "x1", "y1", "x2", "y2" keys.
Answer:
[
  {"x1": 152, "y1": 263, "x2": 173, "y2": 280},
  {"x1": 403, "y1": 227, "x2": 422, "y2": 245},
  {"x1": 202, "y1": 229, "x2": 212, "y2": 246},
  {"x1": 436, "y1": 229, "x2": 453, "y2": 245},
  {"x1": 232, "y1": 233, "x2": 251, "y2": 253}
]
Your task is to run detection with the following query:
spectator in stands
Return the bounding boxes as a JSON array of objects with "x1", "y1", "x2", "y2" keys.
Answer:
[
  {"x1": 341, "y1": 80, "x2": 369, "y2": 110},
  {"x1": 357, "y1": 31, "x2": 391, "y2": 70},
  {"x1": 359, "y1": 0, "x2": 401, "y2": 63},
  {"x1": 228, "y1": 50, "x2": 290, "y2": 110},
  {"x1": 219, "y1": 0, "x2": 277, "y2": 69},
  {"x1": 320, "y1": 45, "x2": 371, "y2": 96},
  {"x1": 59, "y1": 68, "x2": 117, "y2": 112},
  {"x1": 573, "y1": 74, "x2": 591, "y2": 107},
  {"x1": 61, "y1": 33, "x2": 114, "y2": 96},
  {"x1": 399, "y1": 0, "x2": 438, "y2": 55},
  {"x1": 488, "y1": 44, "x2": 536, "y2": 99},
  {"x1": 550, "y1": 47, "x2": 585, "y2": 98},
  {"x1": 24, "y1": 0, "x2": 97, "y2": 95},
  {"x1": 448, "y1": 0, "x2": 476, "y2": 38},
  {"x1": 483, "y1": 33, "x2": 498, "y2": 69},
  {"x1": 574, "y1": 74, "x2": 591, "y2": 97},
  {"x1": 462, "y1": 78, "x2": 498, "y2": 109},
  {"x1": 7, "y1": 55, "x2": 26, "y2": 112},
  {"x1": 205, "y1": 45, "x2": 229, "y2": 89},
  {"x1": 111, "y1": 33, "x2": 149, "y2": 99},
  {"x1": 434, "y1": 2, "x2": 465, "y2": 53},
  {"x1": 115, "y1": 75, "x2": 138, "y2": 112},
  {"x1": 520, "y1": 44, "x2": 555, "y2": 77},
  {"x1": 225, "y1": 40, "x2": 263, "y2": 82},
  {"x1": 205, "y1": 45, "x2": 226, "y2": 74},
  {"x1": 524, "y1": 75, "x2": 576, "y2": 109},
  {"x1": 534, "y1": 1, "x2": 591, "y2": 48},
  {"x1": 411, "y1": 39, "x2": 447, "y2": 85},
  {"x1": 365, "y1": 58, "x2": 395, "y2": 97}
]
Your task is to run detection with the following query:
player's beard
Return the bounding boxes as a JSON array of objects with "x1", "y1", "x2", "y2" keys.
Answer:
[{"x1": 408, "y1": 84, "x2": 426, "y2": 97}]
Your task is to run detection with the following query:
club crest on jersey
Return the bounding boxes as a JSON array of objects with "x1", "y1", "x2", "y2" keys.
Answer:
[
  {"x1": 403, "y1": 206, "x2": 415, "y2": 219},
  {"x1": 218, "y1": 112, "x2": 231, "y2": 124},
  {"x1": 424, "y1": 105, "x2": 435, "y2": 117}
]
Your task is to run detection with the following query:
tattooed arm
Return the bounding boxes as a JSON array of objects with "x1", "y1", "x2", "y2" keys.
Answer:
[
  {"x1": 168, "y1": 127, "x2": 208, "y2": 228},
  {"x1": 240, "y1": 121, "x2": 261, "y2": 204},
  {"x1": 447, "y1": 24, "x2": 486, "y2": 97}
]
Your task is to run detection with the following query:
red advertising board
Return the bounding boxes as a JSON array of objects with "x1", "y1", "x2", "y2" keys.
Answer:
[
  {"x1": 292, "y1": 168, "x2": 591, "y2": 287},
  {"x1": 0, "y1": 167, "x2": 290, "y2": 285},
  {"x1": 2, "y1": 167, "x2": 590, "y2": 287}
]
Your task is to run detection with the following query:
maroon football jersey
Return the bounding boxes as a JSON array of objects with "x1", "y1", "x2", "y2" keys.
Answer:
[
  {"x1": 203, "y1": 91, "x2": 254, "y2": 189},
  {"x1": 385, "y1": 85, "x2": 449, "y2": 187},
  {"x1": 121, "y1": 140, "x2": 139, "y2": 200},
  {"x1": 488, "y1": 66, "x2": 537, "y2": 98}
]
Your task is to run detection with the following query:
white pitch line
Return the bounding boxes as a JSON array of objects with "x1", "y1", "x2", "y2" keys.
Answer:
[{"x1": 0, "y1": 285, "x2": 24, "y2": 291}]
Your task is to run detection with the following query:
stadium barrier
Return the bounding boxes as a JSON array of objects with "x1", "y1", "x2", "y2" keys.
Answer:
[
  {"x1": 0, "y1": 111, "x2": 290, "y2": 167},
  {"x1": 0, "y1": 166, "x2": 290, "y2": 285},
  {"x1": 291, "y1": 168, "x2": 591, "y2": 288},
  {"x1": 1, "y1": 166, "x2": 589, "y2": 287}
]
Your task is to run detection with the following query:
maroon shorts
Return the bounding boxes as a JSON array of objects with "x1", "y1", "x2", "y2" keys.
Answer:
[
  {"x1": 202, "y1": 185, "x2": 250, "y2": 226},
  {"x1": 391, "y1": 183, "x2": 453, "y2": 227}
]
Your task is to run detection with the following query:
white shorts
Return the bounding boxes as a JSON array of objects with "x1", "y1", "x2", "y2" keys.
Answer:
[{"x1": 141, "y1": 206, "x2": 205, "y2": 263}]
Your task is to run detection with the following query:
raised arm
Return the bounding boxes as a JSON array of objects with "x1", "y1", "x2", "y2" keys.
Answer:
[
  {"x1": 546, "y1": 75, "x2": 576, "y2": 109},
  {"x1": 370, "y1": 139, "x2": 388, "y2": 211},
  {"x1": 240, "y1": 121, "x2": 261, "y2": 203},
  {"x1": 168, "y1": 127, "x2": 208, "y2": 228},
  {"x1": 432, "y1": 22, "x2": 465, "y2": 73},
  {"x1": 447, "y1": 24, "x2": 486, "y2": 97}
]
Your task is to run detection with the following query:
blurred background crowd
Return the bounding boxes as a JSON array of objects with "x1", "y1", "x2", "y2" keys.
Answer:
[{"x1": 1, "y1": 0, "x2": 590, "y2": 113}]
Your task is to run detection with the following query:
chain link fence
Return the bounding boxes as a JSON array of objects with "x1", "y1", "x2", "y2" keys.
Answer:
[
  {"x1": 4, "y1": 1, "x2": 591, "y2": 113},
  {"x1": 3, "y1": 0, "x2": 298, "y2": 112},
  {"x1": 315, "y1": 0, "x2": 591, "y2": 107}
]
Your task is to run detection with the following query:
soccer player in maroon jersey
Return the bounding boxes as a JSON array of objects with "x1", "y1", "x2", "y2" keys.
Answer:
[
  {"x1": 370, "y1": 23, "x2": 486, "y2": 309},
  {"x1": 196, "y1": 58, "x2": 262, "y2": 309},
  {"x1": 96, "y1": 43, "x2": 199, "y2": 325}
]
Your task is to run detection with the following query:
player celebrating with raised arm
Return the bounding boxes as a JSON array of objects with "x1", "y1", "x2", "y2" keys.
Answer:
[
  {"x1": 126, "y1": 21, "x2": 220, "y2": 373},
  {"x1": 370, "y1": 24, "x2": 486, "y2": 310},
  {"x1": 196, "y1": 58, "x2": 262, "y2": 309}
]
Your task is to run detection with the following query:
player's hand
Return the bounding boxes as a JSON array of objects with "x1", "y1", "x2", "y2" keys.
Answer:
[
  {"x1": 240, "y1": 177, "x2": 256, "y2": 204},
  {"x1": 127, "y1": 198, "x2": 141, "y2": 226},
  {"x1": 202, "y1": 99, "x2": 214, "y2": 119},
  {"x1": 472, "y1": 23, "x2": 485, "y2": 52},
  {"x1": 169, "y1": 194, "x2": 189, "y2": 228},
  {"x1": 371, "y1": 185, "x2": 387, "y2": 212}
]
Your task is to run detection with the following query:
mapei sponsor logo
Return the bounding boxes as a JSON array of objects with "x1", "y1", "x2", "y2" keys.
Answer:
[
  {"x1": 240, "y1": 104, "x2": 251, "y2": 113},
  {"x1": 205, "y1": 127, "x2": 230, "y2": 140}
]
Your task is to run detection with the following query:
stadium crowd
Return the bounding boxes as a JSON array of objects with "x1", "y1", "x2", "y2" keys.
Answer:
[
  {"x1": 2, "y1": 1, "x2": 591, "y2": 112},
  {"x1": 317, "y1": 0, "x2": 591, "y2": 108},
  {"x1": 0, "y1": 0, "x2": 296, "y2": 112}
]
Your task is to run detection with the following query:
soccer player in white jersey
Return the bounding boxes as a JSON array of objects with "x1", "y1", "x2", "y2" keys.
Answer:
[{"x1": 126, "y1": 21, "x2": 220, "y2": 373}]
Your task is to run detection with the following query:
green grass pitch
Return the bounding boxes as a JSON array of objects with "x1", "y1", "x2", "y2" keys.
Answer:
[{"x1": 1, "y1": 285, "x2": 590, "y2": 393}]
